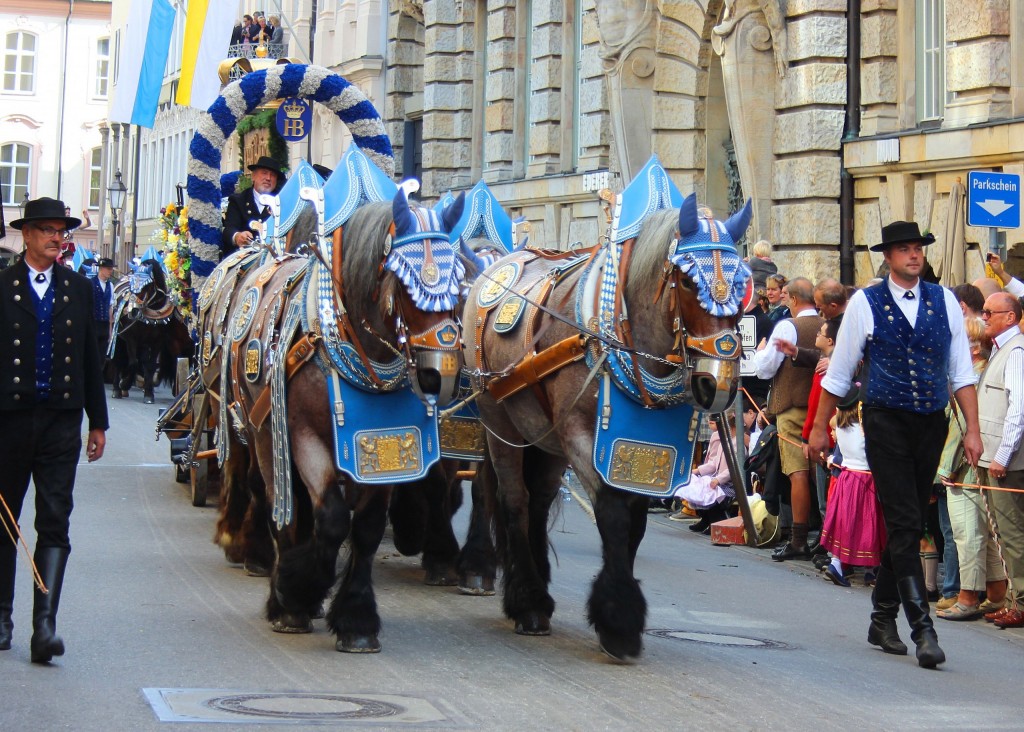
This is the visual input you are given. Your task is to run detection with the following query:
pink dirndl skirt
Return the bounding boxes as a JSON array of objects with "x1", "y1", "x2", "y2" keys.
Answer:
[{"x1": 819, "y1": 469, "x2": 887, "y2": 567}]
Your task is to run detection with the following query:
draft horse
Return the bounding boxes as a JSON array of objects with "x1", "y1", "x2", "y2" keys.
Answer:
[
  {"x1": 227, "y1": 188, "x2": 467, "y2": 652},
  {"x1": 110, "y1": 258, "x2": 194, "y2": 403},
  {"x1": 465, "y1": 191, "x2": 752, "y2": 661}
]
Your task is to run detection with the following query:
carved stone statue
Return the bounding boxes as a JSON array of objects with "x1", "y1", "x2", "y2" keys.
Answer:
[
  {"x1": 713, "y1": 0, "x2": 788, "y2": 241},
  {"x1": 594, "y1": 0, "x2": 659, "y2": 182}
]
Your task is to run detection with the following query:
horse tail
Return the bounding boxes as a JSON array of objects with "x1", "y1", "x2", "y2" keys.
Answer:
[{"x1": 158, "y1": 337, "x2": 177, "y2": 388}]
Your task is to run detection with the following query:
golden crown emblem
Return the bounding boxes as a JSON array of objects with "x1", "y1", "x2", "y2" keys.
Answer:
[{"x1": 282, "y1": 99, "x2": 307, "y2": 118}]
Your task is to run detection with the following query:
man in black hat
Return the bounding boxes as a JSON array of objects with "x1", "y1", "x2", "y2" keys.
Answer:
[
  {"x1": 0, "y1": 197, "x2": 108, "y2": 663},
  {"x1": 91, "y1": 257, "x2": 115, "y2": 360},
  {"x1": 808, "y1": 220, "x2": 981, "y2": 669},
  {"x1": 221, "y1": 156, "x2": 287, "y2": 256}
]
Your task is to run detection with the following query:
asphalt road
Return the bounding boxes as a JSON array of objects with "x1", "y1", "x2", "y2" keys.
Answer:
[{"x1": 2, "y1": 385, "x2": 1022, "y2": 731}]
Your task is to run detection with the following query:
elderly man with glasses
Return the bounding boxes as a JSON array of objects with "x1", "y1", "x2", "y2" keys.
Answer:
[
  {"x1": 0, "y1": 197, "x2": 108, "y2": 663},
  {"x1": 975, "y1": 293, "x2": 1024, "y2": 628}
]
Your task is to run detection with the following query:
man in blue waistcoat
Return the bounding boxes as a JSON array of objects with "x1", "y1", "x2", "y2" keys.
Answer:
[
  {"x1": 0, "y1": 198, "x2": 109, "y2": 664},
  {"x1": 91, "y1": 257, "x2": 114, "y2": 361},
  {"x1": 808, "y1": 220, "x2": 982, "y2": 669}
]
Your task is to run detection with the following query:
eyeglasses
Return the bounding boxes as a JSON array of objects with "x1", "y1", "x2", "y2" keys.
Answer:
[
  {"x1": 34, "y1": 225, "x2": 69, "y2": 239},
  {"x1": 981, "y1": 309, "x2": 1012, "y2": 318}
]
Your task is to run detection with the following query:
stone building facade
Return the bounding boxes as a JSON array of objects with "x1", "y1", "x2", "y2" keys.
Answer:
[{"x1": 383, "y1": 0, "x2": 1024, "y2": 285}]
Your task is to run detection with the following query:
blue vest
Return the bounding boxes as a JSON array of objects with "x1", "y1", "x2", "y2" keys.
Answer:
[
  {"x1": 92, "y1": 276, "x2": 112, "y2": 322},
  {"x1": 30, "y1": 281, "x2": 56, "y2": 402},
  {"x1": 863, "y1": 279, "x2": 950, "y2": 414}
]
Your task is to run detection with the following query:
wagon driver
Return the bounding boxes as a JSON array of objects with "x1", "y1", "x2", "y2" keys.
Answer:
[
  {"x1": 221, "y1": 155, "x2": 287, "y2": 256},
  {"x1": 808, "y1": 220, "x2": 981, "y2": 670},
  {"x1": 0, "y1": 197, "x2": 109, "y2": 663}
]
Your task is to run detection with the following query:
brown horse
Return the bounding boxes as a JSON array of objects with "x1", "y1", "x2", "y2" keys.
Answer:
[
  {"x1": 222, "y1": 189, "x2": 466, "y2": 652},
  {"x1": 464, "y1": 191, "x2": 752, "y2": 660},
  {"x1": 109, "y1": 259, "x2": 194, "y2": 403}
]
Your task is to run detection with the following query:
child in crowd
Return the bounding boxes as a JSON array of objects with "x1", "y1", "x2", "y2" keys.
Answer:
[
  {"x1": 671, "y1": 415, "x2": 736, "y2": 534},
  {"x1": 819, "y1": 401, "x2": 887, "y2": 587}
]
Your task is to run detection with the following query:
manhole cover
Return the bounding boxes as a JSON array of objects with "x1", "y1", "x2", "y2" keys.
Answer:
[
  {"x1": 646, "y1": 629, "x2": 790, "y2": 649},
  {"x1": 143, "y1": 689, "x2": 468, "y2": 726}
]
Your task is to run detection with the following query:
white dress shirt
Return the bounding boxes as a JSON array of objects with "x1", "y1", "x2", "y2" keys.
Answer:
[
  {"x1": 1003, "y1": 276, "x2": 1024, "y2": 299},
  {"x1": 990, "y1": 327, "x2": 1024, "y2": 467},
  {"x1": 26, "y1": 264, "x2": 54, "y2": 299},
  {"x1": 751, "y1": 307, "x2": 819, "y2": 380},
  {"x1": 821, "y1": 278, "x2": 977, "y2": 399}
]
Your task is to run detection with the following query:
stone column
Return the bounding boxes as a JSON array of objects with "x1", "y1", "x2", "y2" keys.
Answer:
[
  {"x1": 483, "y1": 0, "x2": 517, "y2": 182},
  {"x1": 421, "y1": 0, "x2": 475, "y2": 195},
  {"x1": 594, "y1": 0, "x2": 659, "y2": 181},
  {"x1": 712, "y1": 0, "x2": 788, "y2": 244},
  {"x1": 859, "y1": 3, "x2": 899, "y2": 135}
]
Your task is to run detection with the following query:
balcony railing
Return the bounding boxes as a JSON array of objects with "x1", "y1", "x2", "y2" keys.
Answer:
[{"x1": 228, "y1": 43, "x2": 287, "y2": 61}]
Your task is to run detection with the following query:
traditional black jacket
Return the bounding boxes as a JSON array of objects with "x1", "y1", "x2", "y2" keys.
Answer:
[{"x1": 0, "y1": 258, "x2": 109, "y2": 430}]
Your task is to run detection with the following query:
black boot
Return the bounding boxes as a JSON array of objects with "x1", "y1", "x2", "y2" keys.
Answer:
[
  {"x1": 0, "y1": 543, "x2": 15, "y2": 651},
  {"x1": 897, "y1": 574, "x2": 945, "y2": 669},
  {"x1": 867, "y1": 565, "x2": 907, "y2": 655},
  {"x1": 688, "y1": 510, "x2": 710, "y2": 534},
  {"x1": 30, "y1": 547, "x2": 69, "y2": 664}
]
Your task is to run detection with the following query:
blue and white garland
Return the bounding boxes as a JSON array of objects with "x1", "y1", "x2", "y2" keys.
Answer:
[{"x1": 187, "y1": 64, "x2": 394, "y2": 287}]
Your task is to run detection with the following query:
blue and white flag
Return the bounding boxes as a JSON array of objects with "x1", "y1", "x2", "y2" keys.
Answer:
[{"x1": 109, "y1": 0, "x2": 176, "y2": 128}]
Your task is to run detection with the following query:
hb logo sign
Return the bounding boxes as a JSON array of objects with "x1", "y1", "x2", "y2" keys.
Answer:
[{"x1": 276, "y1": 97, "x2": 313, "y2": 142}]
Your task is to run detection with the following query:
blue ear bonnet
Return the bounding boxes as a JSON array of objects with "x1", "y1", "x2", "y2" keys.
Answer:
[
  {"x1": 668, "y1": 201, "x2": 753, "y2": 318},
  {"x1": 386, "y1": 198, "x2": 466, "y2": 312},
  {"x1": 128, "y1": 268, "x2": 154, "y2": 294}
]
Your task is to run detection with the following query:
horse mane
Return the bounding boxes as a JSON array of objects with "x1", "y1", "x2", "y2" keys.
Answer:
[
  {"x1": 339, "y1": 200, "x2": 394, "y2": 328},
  {"x1": 625, "y1": 209, "x2": 678, "y2": 300},
  {"x1": 142, "y1": 258, "x2": 169, "y2": 308}
]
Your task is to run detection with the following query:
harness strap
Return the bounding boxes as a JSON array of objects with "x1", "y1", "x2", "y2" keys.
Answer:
[
  {"x1": 249, "y1": 333, "x2": 321, "y2": 430},
  {"x1": 487, "y1": 334, "x2": 588, "y2": 403}
]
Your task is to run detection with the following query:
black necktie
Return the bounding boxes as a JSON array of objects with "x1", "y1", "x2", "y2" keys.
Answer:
[
  {"x1": 903, "y1": 291, "x2": 915, "y2": 300},
  {"x1": 35, "y1": 273, "x2": 46, "y2": 284}
]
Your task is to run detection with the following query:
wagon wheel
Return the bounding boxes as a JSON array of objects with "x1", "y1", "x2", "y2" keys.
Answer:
[{"x1": 190, "y1": 458, "x2": 209, "y2": 507}]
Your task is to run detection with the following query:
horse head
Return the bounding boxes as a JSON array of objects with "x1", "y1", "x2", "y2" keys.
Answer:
[
  {"x1": 127, "y1": 259, "x2": 169, "y2": 312},
  {"x1": 664, "y1": 194, "x2": 752, "y2": 412},
  {"x1": 382, "y1": 189, "x2": 467, "y2": 408}
]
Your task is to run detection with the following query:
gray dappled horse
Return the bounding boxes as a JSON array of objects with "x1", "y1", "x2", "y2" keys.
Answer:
[
  {"x1": 222, "y1": 190, "x2": 468, "y2": 652},
  {"x1": 465, "y1": 192, "x2": 752, "y2": 660}
]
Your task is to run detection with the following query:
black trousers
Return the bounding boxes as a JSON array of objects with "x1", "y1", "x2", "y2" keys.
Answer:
[
  {"x1": 0, "y1": 409, "x2": 83, "y2": 551},
  {"x1": 862, "y1": 406, "x2": 948, "y2": 580}
]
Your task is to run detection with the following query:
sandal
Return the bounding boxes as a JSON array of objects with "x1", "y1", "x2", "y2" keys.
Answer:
[
  {"x1": 979, "y1": 598, "x2": 1008, "y2": 614},
  {"x1": 936, "y1": 601, "x2": 983, "y2": 621}
]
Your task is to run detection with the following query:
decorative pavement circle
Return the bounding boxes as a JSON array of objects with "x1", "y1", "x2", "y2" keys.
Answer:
[{"x1": 142, "y1": 689, "x2": 470, "y2": 726}]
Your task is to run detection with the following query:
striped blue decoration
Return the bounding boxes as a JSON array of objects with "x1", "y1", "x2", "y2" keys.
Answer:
[{"x1": 186, "y1": 64, "x2": 394, "y2": 286}]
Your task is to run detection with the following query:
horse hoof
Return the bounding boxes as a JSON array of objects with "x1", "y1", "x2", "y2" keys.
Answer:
[
  {"x1": 336, "y1": 634, "x2": 381, "y2": 653},
  {"x1": 111, "y1": 390, "x2": 122, "y2": 399},
  {"x1": 458, "y1": 574, "x2": 496, "y2": 596},
  {"x1": 514, "y1": 612, "x2": 551, "y2": 636},
  {"x1": 270, "y1": 614, "x2": 312, "y2": 634},
  {"x1": 144, "y1": 395, "x2": 155, "y2": 404},
  {"x1": 423, "y1": 568, "x2": 459, "y2": 586},
  {"x1": 243, "y1": 560, "x2": 270, "y2": 577},
  {"x1": 597, "y1": 631, "x2": 643, "y2": 662}
]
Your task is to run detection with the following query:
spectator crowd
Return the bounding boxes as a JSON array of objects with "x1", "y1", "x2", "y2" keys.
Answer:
[{"x1": 664, "y1": 229, "x2": 1024, "y2": 670}]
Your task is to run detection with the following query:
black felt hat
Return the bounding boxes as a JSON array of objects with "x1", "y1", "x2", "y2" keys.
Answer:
[
  {"x1": 97, "y1": 257, "x2": 114, "y2": 268},
  {"x1": 870, "y1": 220, "x2": 936, "y2": 252},
  {"x1": 247, "y1": 156, "x2": 287, "y2": 177},
  {"x1": 10, "y1": 197, "x2": 81, "y2": 231}
]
